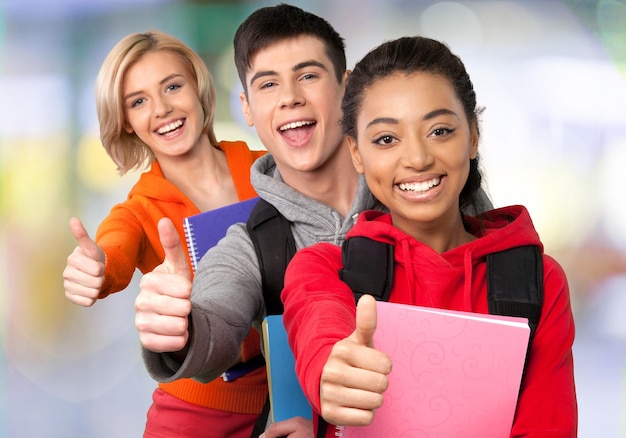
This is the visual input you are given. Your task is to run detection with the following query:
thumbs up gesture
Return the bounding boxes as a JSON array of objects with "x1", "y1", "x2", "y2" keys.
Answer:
[
  {"x1": 319, "y1": 294, "x2": 392, "y2": 426},
  {"x1": 135, "y1": 217, "x2": 192, "y2": 354},
  {"x1": 63, "y1": 217, "x2": 106, "y2": 307}
]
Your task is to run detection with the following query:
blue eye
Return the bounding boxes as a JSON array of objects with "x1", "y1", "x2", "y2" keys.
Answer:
[{"x1": 131, "y1": 98, "x2": 145, "y2": 108}]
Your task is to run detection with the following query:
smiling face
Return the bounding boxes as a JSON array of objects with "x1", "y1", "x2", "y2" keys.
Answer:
[
  {"x1": 122, "y1": 50, "x2": 207, "y2": 162},
  {"x1": 240, "y1": 35, "x2": 347, "y2": 186},
  {"x1": 349, "y1": 71, "x2": 478, "y2": 238}
]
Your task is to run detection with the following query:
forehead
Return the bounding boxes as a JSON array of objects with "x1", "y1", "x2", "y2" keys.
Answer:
[
  {"x1": 125, "y1": 50, "x2": 189, "y2": 82},
  {"x1": 247, "y1": 35, "x2": 333, "y2": 77},
  {"x1": 360, "y1": 72, "x2": 460, "y2": 116}
]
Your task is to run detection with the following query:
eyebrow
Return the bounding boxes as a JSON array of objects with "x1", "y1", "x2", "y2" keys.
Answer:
[
  {"x1": 123, "y1": 73, "x2": 184, "y2": 102},
  {"x1": 248, "y1": 60, "x2": 329, "y2": 88},
  {"x1": 365, "y1": 108, "x2": 459, "y2": 129}
]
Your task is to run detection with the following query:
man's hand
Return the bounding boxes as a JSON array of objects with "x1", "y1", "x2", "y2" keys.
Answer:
[
  {"x1": 135, "y1": 217, "x2": 192, "y2": 353},
  {"x1": 259, "y1": 416, "x2": 313, "y2": 438},
  {"x1": 319, "y1": 294, "x2": 392, "y2": 426}
]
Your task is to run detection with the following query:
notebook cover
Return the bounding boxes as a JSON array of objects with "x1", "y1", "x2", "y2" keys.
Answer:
[
  {"x1": 183, "y1": 197, "x2": 259, "y2": 271},
  {"x1": 262, "y1": 315, "x2": 313, "y2": 423},
  {"x1": 342, "y1": 301, "x2": 530, "y2": 437}
]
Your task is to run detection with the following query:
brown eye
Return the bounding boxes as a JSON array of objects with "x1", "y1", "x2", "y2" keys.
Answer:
[
  {"x1": 431, "y1": 127, "x2": 454, "y2": 137},
  {"x1": 374, "y1": 135, "x2": 396, "y2": 145}
]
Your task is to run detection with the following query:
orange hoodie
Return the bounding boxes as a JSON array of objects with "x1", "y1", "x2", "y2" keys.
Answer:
[{"x1": 95, "y1": 140, "x2": 268, "y2": 413}]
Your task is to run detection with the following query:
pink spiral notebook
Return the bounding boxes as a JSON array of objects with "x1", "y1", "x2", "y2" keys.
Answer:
[{"x1": 342, "y1": 301, "x2": 530, "y2": 438}]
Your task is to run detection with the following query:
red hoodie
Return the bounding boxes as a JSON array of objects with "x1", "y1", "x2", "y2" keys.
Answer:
[{"x1": 282, "y1": 205, "x2": 577, "y2": 437}]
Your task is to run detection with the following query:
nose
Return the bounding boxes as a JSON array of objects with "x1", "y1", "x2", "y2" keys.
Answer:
[
  {"x1": 401, "y1": 136, "x2": 433, "y2": 170},
  {"x1": 153, "y1": 95, "x2": 173, "y2": 118},
  {"x1": 278, "y1": 81, "x2": 305, "y2": 109}
]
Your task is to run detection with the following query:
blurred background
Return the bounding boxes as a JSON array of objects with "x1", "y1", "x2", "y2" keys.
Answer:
[{"x1": 1, "y1": 0, "x2": 625, "y2": 436}]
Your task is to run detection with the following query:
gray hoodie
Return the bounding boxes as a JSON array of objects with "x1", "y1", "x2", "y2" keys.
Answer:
[{"x1": 142, "y1": 154, "x2": 380, "y2": 383}]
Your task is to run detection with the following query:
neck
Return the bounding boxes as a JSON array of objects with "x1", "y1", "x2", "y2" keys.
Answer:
[
  {"x1": 280, "y1": 145, "x2": 359, "y2": 217},
  {"x1": 396, "y1": 210, "x2": 476, "y2": 254},
  {"x1": 157, "y1": 139, "x2": 238, "y2": 211}
]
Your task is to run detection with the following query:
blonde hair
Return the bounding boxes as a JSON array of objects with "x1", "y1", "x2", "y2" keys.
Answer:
[{"x1": 95, "y1": 30, "x2": 218, "y2": 175}]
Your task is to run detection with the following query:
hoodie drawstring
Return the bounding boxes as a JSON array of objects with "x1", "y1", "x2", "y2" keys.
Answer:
[
  {"x1": 400, "y1": 238, "x2": 425, "y2": 306},
  {"x1": 463, "y1": 248, "x2": 473, "y2": 311}
]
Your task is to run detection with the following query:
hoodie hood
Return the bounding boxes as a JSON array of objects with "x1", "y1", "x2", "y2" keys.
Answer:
[
  {"x1": 250, "y1": 154, "x2": 381, "y2": 248},
  {"x1": 346, "y1": 206, "x2": 542, "y2": 311}
]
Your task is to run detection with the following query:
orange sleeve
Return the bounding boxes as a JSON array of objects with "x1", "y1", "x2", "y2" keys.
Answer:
[{"x1": 95, "y1": 201, "x2": 148, "y2": 298}]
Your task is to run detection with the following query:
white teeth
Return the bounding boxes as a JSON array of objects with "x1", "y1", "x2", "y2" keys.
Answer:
[
  {"x1": 156, "y1": 120, "x2": 183, "y2": 134},
  {"x1": 279, "y1": 120, "x2": 314, "y2": 131},
  {"x1": 398, "y1": 178, "x2": 441, "y2": 192}
]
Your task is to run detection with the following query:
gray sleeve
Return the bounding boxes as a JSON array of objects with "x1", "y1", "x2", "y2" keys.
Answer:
[{"x1": 142, "y1": 222, "x2": 265, "y2": 383}]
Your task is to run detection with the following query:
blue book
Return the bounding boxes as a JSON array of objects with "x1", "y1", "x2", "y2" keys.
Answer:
[
  {"x1": 183, "y1": 197, "x2": 259, "y2": 271},
  {"x1": 262, "y1": 315, "x2": 313, "y2": 423}
]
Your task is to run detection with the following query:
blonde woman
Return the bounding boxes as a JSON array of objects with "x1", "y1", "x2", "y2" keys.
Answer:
[{"x1": 63, "y1": 31, "x2": 267, "y2": 437}]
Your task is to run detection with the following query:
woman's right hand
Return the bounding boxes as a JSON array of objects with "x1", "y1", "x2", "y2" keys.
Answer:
[
  {"x1": 319, "y1": 295, "x2": 392, "y2": 427},
  {"x1": 63, "y1": 217, "x2": 106, "y2": 307}
]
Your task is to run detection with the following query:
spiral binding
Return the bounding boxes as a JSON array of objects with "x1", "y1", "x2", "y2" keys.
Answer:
[{"x1": 183, "y1": 218, "x2": 198, "y2": 272}]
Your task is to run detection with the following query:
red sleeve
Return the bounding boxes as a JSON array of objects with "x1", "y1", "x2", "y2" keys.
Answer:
[
  {"x1": 282, "y1": 243, "x2": 357, "y2": 413},
  {"x1": 511, "y1": 254, "x2": 578, "y2": 436}
]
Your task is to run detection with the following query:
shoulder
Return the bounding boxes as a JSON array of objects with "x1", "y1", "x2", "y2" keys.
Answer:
[
  {"x1": 543, "y1": 253, "x2": 567, "y2": 281},
  {"x1": 542, "y1": 253, "x2": 569, "y2": 292},
  {"x1": 538, "y1": 253, "x2": 574, "y2": 329}
]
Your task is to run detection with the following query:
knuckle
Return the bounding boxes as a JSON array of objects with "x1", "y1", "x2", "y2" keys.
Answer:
[
  {"x1": 375, "y1": 374, "x2": 389, "y2": 392},
  {"x1": 372, "y1": 393, "x2": 385, "y2": 409}
]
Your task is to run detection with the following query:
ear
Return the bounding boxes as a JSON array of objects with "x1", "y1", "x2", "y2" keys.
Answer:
[
  {"x1": 123, "y1": 122, "x2": 134, "y2": 134},
  {"x1": 469, "y1": 124, "x2": 479, "y2": 159},
  {"x1": 240, "y1": 92, "x2": 253, "y2": 127},
  {"x1": 347, "y1": 136, "x2": 364, "y2": 174}
]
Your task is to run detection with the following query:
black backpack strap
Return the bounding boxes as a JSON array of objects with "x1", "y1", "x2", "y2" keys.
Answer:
[
  {"x1": 339, "y1": 236, "x2": 394, "y2": 303},
  {"x1": 312, "y1": 237, "x2": 393, "y2": 436},
  {"x1": 250, "y1": 395, "x2": 271, "y2": 437},
  {"x1": 487, "y1": 245, "x2": 544, "y2": 343},
  {"x1": 246, "y1": 199, "x2": 297, "y2": 316},
  {"x1": 316, "y1": 415, "x2": 329, "y2": 438},
  {"x1": 247, "y1": 199, "x2": 297, "y2": 437}
]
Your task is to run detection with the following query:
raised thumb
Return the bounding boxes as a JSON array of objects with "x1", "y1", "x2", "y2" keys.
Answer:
[
  {"x1": 354, "y1": 294, "x2": 378, "y2": 348},
  {"x1": 69, "y1": 217, "x2": 104, "y2": 262},
  {"x1": 158, "y1": 217, "x2": 191, "y2": 278}
]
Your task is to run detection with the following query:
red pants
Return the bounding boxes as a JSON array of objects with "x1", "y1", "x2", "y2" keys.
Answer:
[{"x1": 144, "y1": 388, "x2": 260, "y2": 438}]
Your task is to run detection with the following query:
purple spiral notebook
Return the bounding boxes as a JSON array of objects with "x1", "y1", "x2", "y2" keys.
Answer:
[{"x1": 183, "y1": 197, "x2": 259, "y2": 271}]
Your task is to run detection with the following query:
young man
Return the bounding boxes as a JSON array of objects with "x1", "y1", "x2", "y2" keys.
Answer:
[
  {"x1": 136, "y1": 5, "x2": 370, "y2": 436},
  {"x1": 135, "y1": 4, "x2": 492, "y2": 437}
]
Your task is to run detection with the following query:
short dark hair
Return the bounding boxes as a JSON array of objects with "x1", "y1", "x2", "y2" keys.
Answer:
[
  {"x1": 341, "y1": 36, "x2": 484, "y2": 212},
  {"x1": 234, "y1": 3, "x2": 346, "y2": 94}
]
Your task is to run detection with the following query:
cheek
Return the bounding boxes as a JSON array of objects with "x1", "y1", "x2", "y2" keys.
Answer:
[
  {"x1": 360, "y1": 156, "x2": 390, "y2": 189},
  {"x1": 123, "y1": 116, "x2": 137, "y2": 134},
  {"x1": 453, "y1": 154, "x2": 472, "y2": 186}
]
